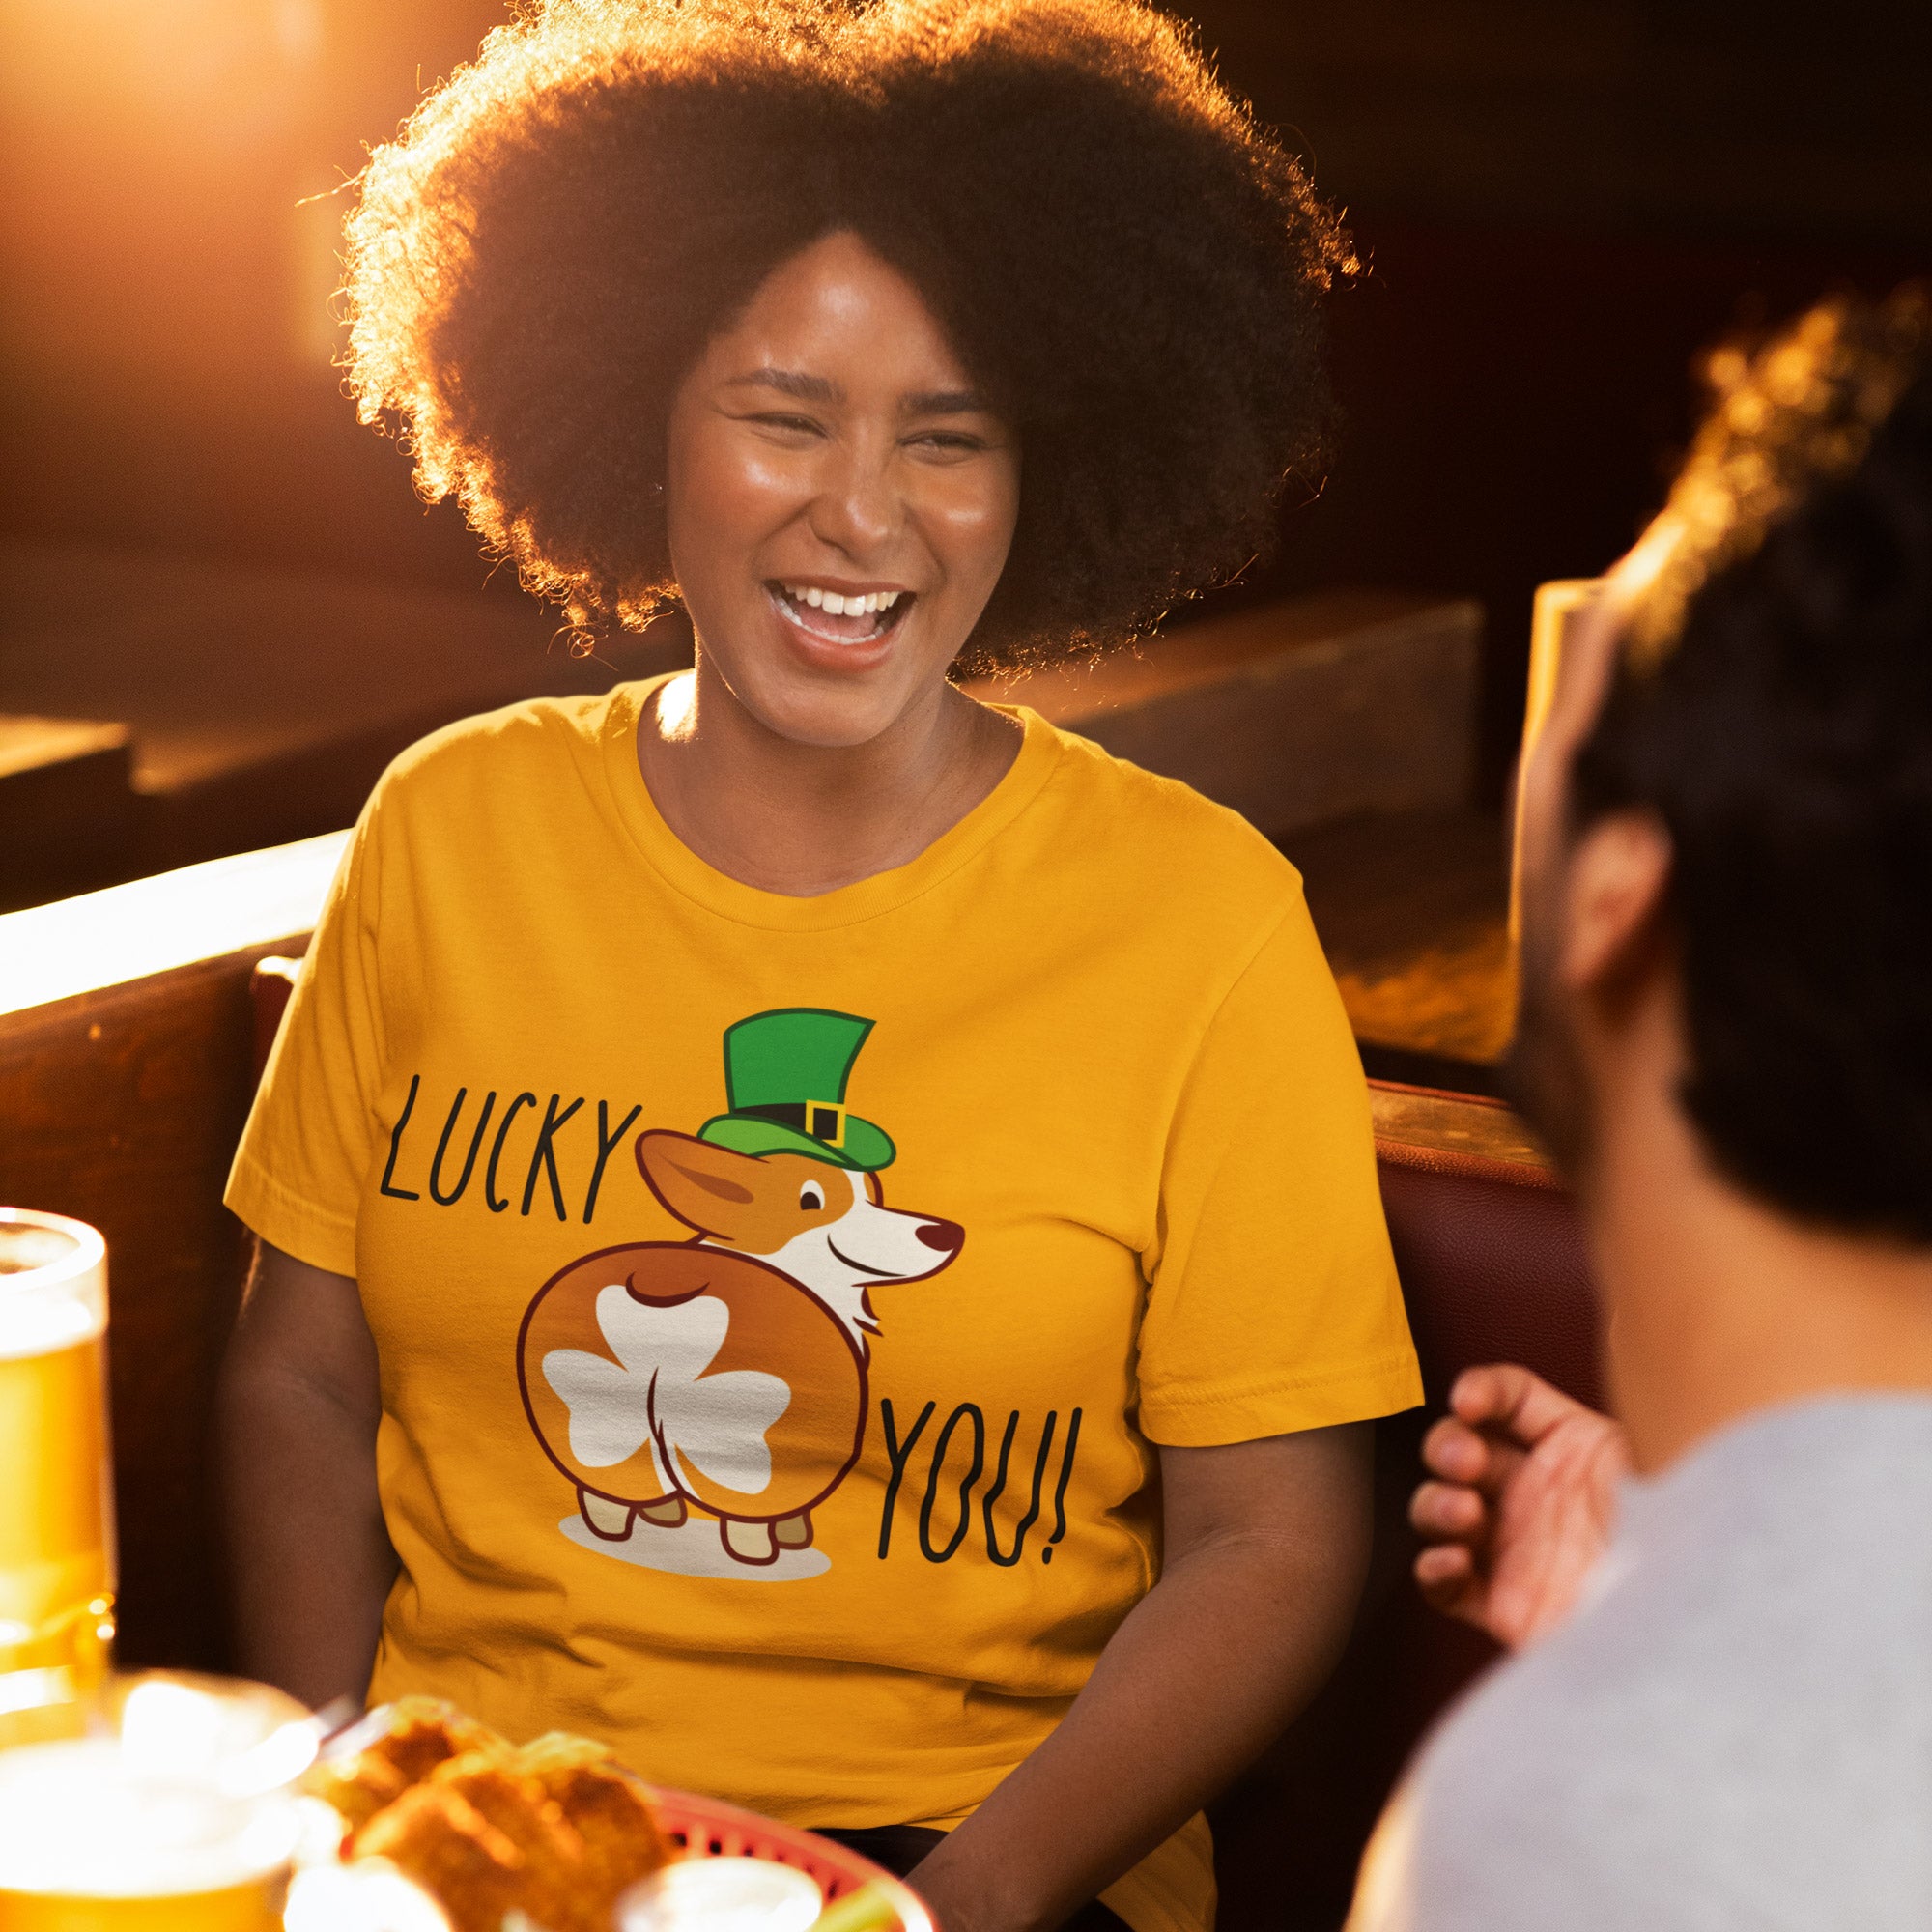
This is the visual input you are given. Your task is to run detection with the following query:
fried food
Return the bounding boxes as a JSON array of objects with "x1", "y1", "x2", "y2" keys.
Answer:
[
  {"x1": 358, "y1": 1752, "x2": 601, "y2": 1932},
  {"x1": 313, "y1": 1705, "x2": 674, "y2": 1931},
  {"x1": 306, "y1": 1697, "x2": 511, "y2": 1843},
  {"x1": 517, "y1": 1734, "x2": 673, "y2": 1903}
]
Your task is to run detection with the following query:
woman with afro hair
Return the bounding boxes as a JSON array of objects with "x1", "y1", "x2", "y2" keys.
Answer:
[{"x1": 221, "y1": 5, "x2": 1421, "y2": 1929}]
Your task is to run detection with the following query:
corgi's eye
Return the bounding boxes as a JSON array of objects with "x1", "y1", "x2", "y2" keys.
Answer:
[{"x1": 799, "y1": 1183, "x2": 825, "y2": 1212}]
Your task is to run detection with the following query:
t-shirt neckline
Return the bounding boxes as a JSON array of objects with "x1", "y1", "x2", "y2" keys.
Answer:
[{"x1": 598, "y1": 674, "x2": 1065, "y2": 931}]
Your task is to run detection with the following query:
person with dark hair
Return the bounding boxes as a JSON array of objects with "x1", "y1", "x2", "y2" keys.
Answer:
[
  {"x1": 216, "y1": 7, "x2": 1422, "y2": 1932},
  {"x1": 1350, "y1": 288, "x2": 1932, "y2": 1928},
  {"x1": 339, "y1": 0, "x2": 1349, "y2": 665}
]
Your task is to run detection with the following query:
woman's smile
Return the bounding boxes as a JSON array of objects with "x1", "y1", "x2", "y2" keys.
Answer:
[{"x1": 764, "y1": 578, "x2": 917, "y2": 662}]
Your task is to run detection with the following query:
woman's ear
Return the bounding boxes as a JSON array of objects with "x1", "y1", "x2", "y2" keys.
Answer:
[{"x1": 1558, "y1": 810, "x2": 1674, "y2": 996}]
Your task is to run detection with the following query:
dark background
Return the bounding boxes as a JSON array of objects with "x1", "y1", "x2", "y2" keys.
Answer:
[{"x1": 5, "y1": 0, "x2": 1929, "y2": 797}]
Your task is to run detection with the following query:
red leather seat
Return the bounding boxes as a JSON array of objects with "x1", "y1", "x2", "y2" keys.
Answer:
[{"x1": 1212, "y1": 1082, "x2": 1599, "y2": 1931}]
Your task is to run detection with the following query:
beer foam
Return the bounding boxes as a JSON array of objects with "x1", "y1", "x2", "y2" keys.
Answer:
[
  {"x1": 0, "y1": 1226, "x2": 79, "y2": 1274},
  {"x1": 0, "y1": 1214, "x2": 102, "y2": 1291},
  {"x1": 0, "y1": 1739, "x2": 300, "y2": 1896},
  {"x1": 0, "y1": 1293, "x2": 99, "y2": 1359}
]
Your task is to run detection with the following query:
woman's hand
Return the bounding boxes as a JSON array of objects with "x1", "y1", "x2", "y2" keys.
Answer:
[
  {"x1": 1410, "y1": 1364, "x2": 1631, "y2": 1652},
  {"x1": 907, "y1": 1422, "x2": 1374, "y2": 1932},
  {"x1": 216, "y1": 1238, "x2": 396, "y2": 1709}
]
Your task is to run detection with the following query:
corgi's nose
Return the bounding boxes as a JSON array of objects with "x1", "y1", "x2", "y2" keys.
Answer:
[{"x1": 917, "y1": 1218, "x2": 964, "y2": 1254}]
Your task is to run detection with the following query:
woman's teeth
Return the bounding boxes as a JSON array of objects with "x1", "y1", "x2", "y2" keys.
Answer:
[
  {"x1": 782, "y1": 584, "x2": 902, "y2": 616},
  {"x1": 770, "y1": 582, "x2": 910, "y2": 645}
]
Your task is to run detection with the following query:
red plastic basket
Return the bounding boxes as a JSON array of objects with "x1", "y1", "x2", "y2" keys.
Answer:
[{"x1": 647, "y1": 1788, "x2": 935, "y2": 1932}]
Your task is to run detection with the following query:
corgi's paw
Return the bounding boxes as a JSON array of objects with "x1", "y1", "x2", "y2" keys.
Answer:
[
  {"x1": 580, "y1": 1490, "x2": 636, "y2": 1540},
  {"x1": 774, "y1": 1510, "x2": 814, "y2": 1549},
  {"x1": 638, "y1": 1494, "x2": 689, "y2": 1529},
  {"x1": 720, "y1": 1517, "x2": 781, "y2": 1566}
]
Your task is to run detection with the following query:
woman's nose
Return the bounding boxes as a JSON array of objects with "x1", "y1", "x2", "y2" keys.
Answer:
[{"x1": 809, "y1": 440, "x2": 900, "y2": 554}]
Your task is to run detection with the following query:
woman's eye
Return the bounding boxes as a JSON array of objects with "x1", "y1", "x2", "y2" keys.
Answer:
[
  {"x1": 751, "y1": 412, "x2": 822, "y2": 436},
  {"x1": 908, "y1": 431, "x2": 983, "y2": 454},
  {"x1": 800, "y1": 1184, "x2": 825, "y2": 1211}
]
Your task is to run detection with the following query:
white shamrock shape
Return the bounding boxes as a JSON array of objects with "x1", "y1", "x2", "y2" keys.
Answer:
[{"x1": 542, "y1": 1285, "x2": 792, "y2": 1497}]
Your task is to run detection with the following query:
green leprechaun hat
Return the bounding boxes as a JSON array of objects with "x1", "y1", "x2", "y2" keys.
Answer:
[{"x1": 697, "y1": 1008, "x2": 896, "y2": 1171}]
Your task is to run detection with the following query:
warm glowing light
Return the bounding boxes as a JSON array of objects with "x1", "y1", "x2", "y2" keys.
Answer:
[
  {"x1": 122, "y1": 1679, "x2": 234, "y2": 1780},
  {"x1": 284, "y1": 1860, "x2": 452, "y2": 1932},
  {"x1": 0, "y1": 1677, "x2": 309, "y2": 1917},
  {"x1": 657, "y1": 668, "x2": 698, "y2": 738},
  {"x1": 222, "y1": 1716, "x2": 323, "y2": 1798},
  {"x1": 1510, "y1": 578, "x2": 1602, "y2": 950},
  {"x1": 0, "y1": 1739, "x2": 299, "y2": 1900},
  {"x1": 0, "y1": 832, "x2": 345, "y2": 1020},
  {"x1": 0, "y1": 1665, "x2": 75, "y2": 1719},
  {"x1": 1340, "y1": 1783, "x2": 1417, "y2": 1931},
  {"x1": 112, "y1": 1679, "x2": 319, "y2": 1794},
  {"x1": 1615, "y1": 509, "x2": 1686, "y2": 603}
]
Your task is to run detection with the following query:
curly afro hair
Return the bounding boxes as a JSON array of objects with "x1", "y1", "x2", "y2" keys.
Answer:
[{"x1": 342, "y1": 0, "x2": 1354, "y2": 667}]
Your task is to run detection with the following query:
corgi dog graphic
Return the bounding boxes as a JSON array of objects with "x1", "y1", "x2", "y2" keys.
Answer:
[{"x1": 517, "y1": 1009, "x2": 962, "y2": 1570}]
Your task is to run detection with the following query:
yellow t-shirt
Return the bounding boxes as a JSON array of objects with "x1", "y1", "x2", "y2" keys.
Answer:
[{"x1": 226, "y1": 680, "x2": 1420, "y2": 1932}]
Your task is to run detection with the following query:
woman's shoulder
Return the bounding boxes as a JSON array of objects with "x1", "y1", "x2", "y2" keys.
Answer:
[
  {"x1": 1027, "y1": 713, "x2": 1306, "y2": 918},
  {"x1": 361, "y1": 682, "x2": 637, "y2": 824}
]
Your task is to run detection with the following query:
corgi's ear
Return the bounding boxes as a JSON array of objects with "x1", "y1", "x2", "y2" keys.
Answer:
[{"x1": 636, "y1": 1130, "x2": 762, "y2": 1236}]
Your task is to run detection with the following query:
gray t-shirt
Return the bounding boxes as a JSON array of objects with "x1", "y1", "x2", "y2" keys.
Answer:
[{"x1": 1354, "y1": 1396, "x2": 1932, "y2": 1931}]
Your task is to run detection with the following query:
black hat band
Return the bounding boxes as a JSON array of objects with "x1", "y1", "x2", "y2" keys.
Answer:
[{"x1": 736, "y1": 1100, "x2": 848, "y2": 1147}]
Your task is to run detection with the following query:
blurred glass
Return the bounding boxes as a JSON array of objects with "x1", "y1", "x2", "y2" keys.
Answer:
[
  {"x1": 0, "y1": 1209, "x2": 116, "y2": 1749},
  {"x1": 0, "y1": 1672, "x2": 309, "y2": 1930}
]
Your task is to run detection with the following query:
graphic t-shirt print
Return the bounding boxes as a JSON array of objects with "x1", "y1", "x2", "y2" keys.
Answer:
[{"x1": 517, "y1": 1009, "x2": 963, "y2": 1578}]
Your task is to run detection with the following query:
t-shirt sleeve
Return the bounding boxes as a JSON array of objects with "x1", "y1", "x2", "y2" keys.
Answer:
[
  {"x1": 224, "y1": 810, "x2": 392, "y2": 1278},
  {"x1": 1136, "y1": 889, "x2": 1422, "y2": 1445}
]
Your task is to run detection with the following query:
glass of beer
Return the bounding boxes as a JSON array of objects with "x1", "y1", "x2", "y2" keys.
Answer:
[
  {"x1": 0, "y1": 1208, "x2": 115, "y2": 1747},
  {"x1": 0, "y1": 1672, "x2": 311, "y2": 1931}
]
